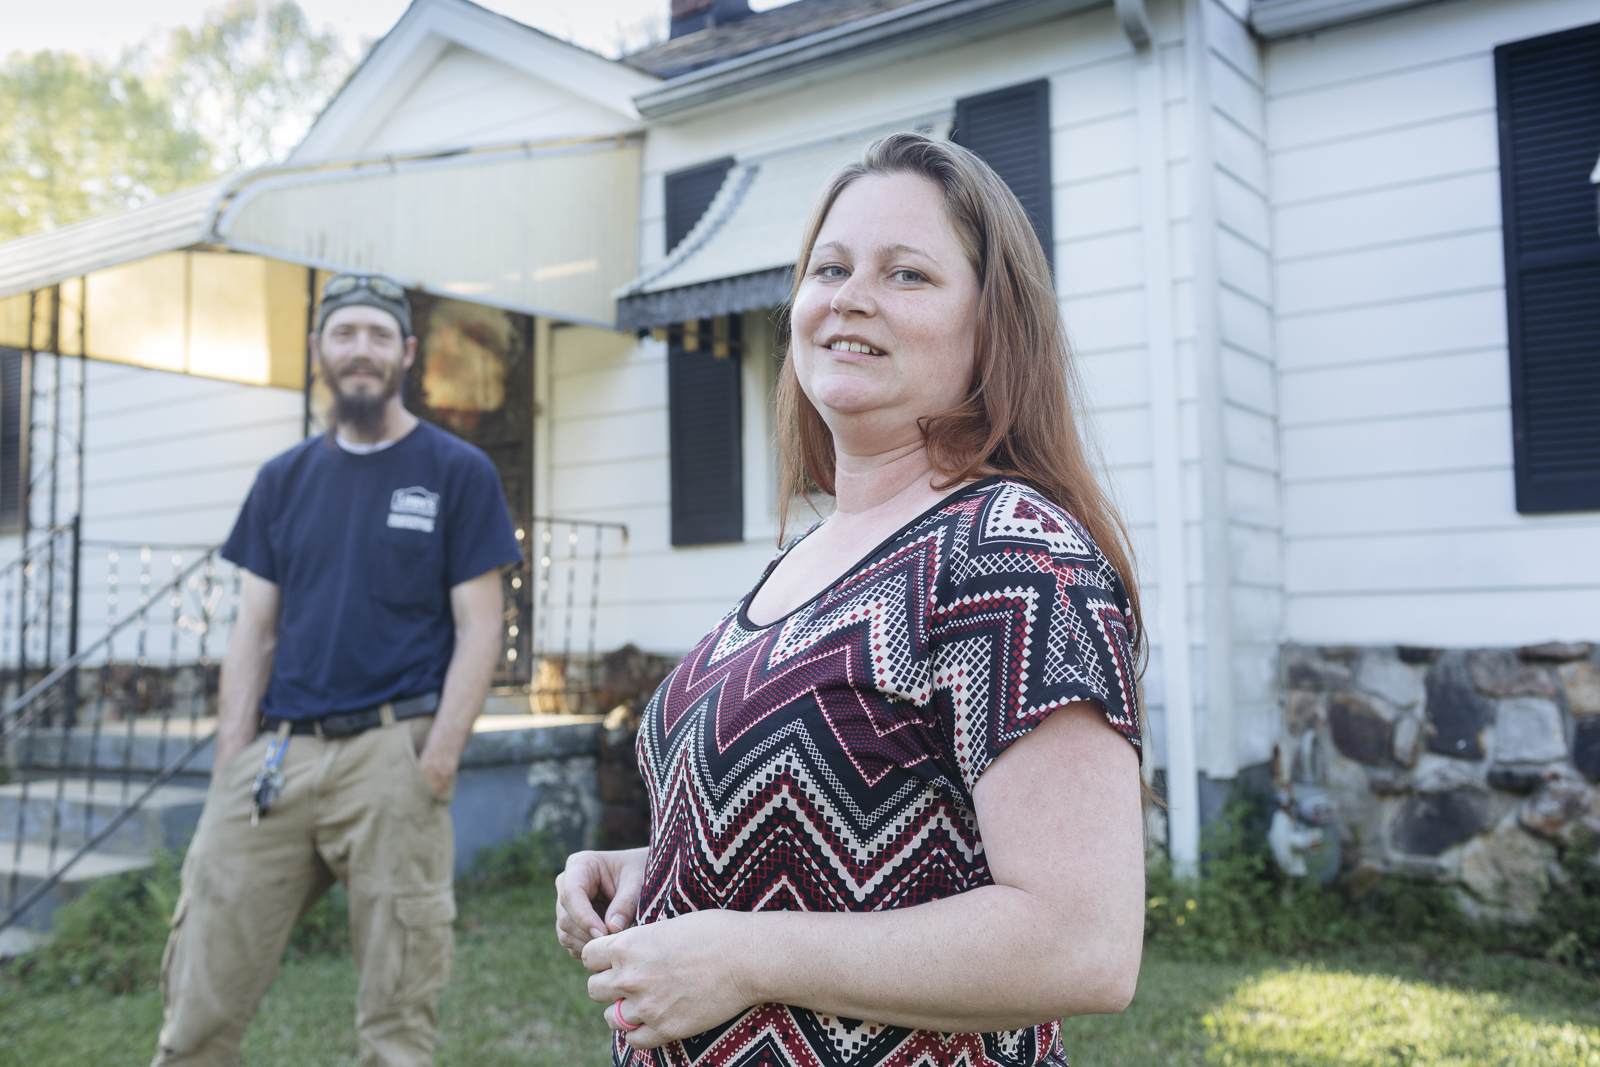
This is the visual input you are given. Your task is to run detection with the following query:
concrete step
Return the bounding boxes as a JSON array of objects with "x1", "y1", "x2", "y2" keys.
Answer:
[
  {"x1": 0, "y1": 841, "x2": 154, "y2": 931},
  {"x1": 6, "y1": 717, "x2": 218, "y2": 776},
  {"x1": 0, "y1": 778, "x2": 208, "y2": 856}
]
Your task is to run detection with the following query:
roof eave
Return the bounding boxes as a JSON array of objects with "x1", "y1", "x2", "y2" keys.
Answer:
[
  {"x1": 1249, "y1": 0, "x2": 1456, "y2": 38},
  {"x1": 633, "y1": 0, "x2": 1109, "y2": 120}
]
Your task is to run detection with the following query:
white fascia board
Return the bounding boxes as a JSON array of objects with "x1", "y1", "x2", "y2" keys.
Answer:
[
  {"x1": 291, "y1": 0, "x2": 658, "y2": 163},
  {"x1": 634, "y1": 0, "x2": 1108, "y2": 121},
  {"x1": 422, "y1": 0, "x2": 661, "y2": 117},
  {"x1": 1249, "y1": 0, "x2": 1457, "y2": 38}
]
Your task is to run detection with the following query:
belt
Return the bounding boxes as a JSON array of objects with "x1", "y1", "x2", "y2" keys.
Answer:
[{"x1": 263, "y1": 691, "x2": 440, "y2": 739}]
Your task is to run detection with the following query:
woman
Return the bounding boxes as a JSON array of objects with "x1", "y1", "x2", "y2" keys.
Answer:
[{"x1": 556, "y1": 132, "x2": 1146, "y2": 1067}]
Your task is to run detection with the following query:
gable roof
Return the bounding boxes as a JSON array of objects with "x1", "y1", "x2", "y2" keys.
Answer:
[
  {"x1": 290, "y1": 0, "x2": 658, "y2": 163},
  {"x1": 625, "y1": 0, "x2": 927, "y2": 79}
]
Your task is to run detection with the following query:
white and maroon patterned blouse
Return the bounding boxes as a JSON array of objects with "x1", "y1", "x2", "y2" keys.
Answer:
[{"x1": 618, "y1": 478, "x2": 1140, "y2": 1067}]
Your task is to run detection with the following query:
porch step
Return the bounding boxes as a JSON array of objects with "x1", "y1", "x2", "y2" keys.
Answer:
[
  {"x1": 0, "y1": 778, "x2": 208, "y2": 856},
  {"x1": 0, "y1": 841, "x2": 154, "y2": 930}
]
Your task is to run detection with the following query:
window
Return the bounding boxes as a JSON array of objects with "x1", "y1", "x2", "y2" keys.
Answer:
[
  {"x1": 667, "y1": 317, "x2": 743, "y2": 546},
  {"x1": 1496, "y1": 22, "x2": 1600, "y2": 513},
  {"x1": 0, "y1": 348, "x2": 26, "y2": 534},
  {"x1": 664, "y1": 158, "x2": 736, "y2": 254},
  {"x1": 954, "y1": 80, "x2": 1055, "y2": 274}
]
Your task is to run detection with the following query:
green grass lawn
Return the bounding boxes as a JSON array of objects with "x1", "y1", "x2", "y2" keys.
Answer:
[{"x1": 3, "y1": 883, "x2": 1599, "y2": 1066}]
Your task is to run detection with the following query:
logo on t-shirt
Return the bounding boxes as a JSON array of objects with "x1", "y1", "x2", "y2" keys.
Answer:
[{"x1": 387, "y1": 486, "x2": 439, "y2": 533}]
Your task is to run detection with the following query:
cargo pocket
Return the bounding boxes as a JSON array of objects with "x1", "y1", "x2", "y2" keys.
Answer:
[
  {"x1": 393, "y1": 888, "x2": 456, "y2": 1007},
  {"x1": 159, "y1": 892, "x2": 190, "y2": 1005}
]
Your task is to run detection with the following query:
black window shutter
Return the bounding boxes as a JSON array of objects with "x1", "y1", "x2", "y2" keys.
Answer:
[
  {"x1": 668, "y1": 320, "x2": 743, "y2": 545},
  {"x1": 0, "y1": 348, "x2": 25, "y2": 534},
  {"x1": 1496, "y1": 22, "x2": 1600, "y2": 513},
  {"x1": 664, "y1": 158, "x2": 735, "y2": 254},
  {"x1": 954, "y1": 80, "x2": 1054, "y2": 273}
]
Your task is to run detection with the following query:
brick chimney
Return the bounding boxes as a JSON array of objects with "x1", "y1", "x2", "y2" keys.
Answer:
[{"x1": 670, "y1": 0, "x2": 753, "y2": 38}]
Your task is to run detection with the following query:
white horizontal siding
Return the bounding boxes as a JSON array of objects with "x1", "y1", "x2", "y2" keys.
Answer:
[
  {"x1": 0, "y1": 360, "x2": 300, "y2": 664},
  {"x1": 82, "y1": 361, "x2": 302, "y2": 547},
  {"x1": 1266, "y1": 0, "x2": 1600, "y2": 646},
  {"x1": 1288, "y1": 588, "x2": 1599, "y2": 647},
  {"x1": 546, "y1": 324, "x2": 782, "y2": 656}
]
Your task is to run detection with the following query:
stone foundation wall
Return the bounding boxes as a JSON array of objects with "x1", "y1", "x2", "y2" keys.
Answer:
[{"x1": 1281, "y1": 641, "x2": 1600, "y2": 920}]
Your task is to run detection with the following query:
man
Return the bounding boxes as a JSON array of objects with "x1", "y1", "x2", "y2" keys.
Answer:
[{"x1": 153, "y1": 274, "x2": 522, "y2": 1067}]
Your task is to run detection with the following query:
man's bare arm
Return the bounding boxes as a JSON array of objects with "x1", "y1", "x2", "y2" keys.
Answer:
[
  {"x1": 416, "y1": 567, "x2": 505, "y2": 797},
  {"x1": 214, "y1": 570, "x2": 281, "y2": 767}
]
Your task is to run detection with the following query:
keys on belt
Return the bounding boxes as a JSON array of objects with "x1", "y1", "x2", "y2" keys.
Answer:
[{"x1": 250, "y1": 721, "x2": 293, "y2": 825}]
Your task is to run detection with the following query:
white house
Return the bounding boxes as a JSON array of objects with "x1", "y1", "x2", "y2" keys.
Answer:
[{"x1": 1, "y1": 0, "x2": 1595, "y2": 880}]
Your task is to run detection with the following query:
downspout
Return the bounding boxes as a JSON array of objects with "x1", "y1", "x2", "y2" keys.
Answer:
[
  {"x1": 1125, "y1": 0, "x2": 1202, "y2": 874},
  {"x1": 1184, "y1": 0, "x2": 1239, "y2": 783}
]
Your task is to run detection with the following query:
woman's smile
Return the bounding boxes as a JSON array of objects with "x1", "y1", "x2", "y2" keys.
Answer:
[{"x1": 821, "y1": 335, "x2": 888, "y2": 357}]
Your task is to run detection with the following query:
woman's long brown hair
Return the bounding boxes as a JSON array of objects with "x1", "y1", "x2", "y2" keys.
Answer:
[{"x1": 775, "y1": 131, "x2": 1145, "y2": 662}]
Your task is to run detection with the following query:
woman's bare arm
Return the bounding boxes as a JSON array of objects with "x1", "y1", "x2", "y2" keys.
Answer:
[{"x1": 581, "y1": 701, "x2": 1145, "y2": 1046}]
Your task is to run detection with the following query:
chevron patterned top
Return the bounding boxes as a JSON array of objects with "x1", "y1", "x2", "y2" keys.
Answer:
[{"x1": 618, "y1": 477, "x2": 1140, "y2": 1067}]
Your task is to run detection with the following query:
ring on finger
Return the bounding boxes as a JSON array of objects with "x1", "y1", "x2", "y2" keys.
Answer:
[{"x1": 610, "y1": 1000, "x2": 642, "y2": 1032}]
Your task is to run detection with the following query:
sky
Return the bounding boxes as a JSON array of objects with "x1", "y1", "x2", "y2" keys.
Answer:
[{"x1": 4, "y1": 0, "x2": 796, "y2": 63}]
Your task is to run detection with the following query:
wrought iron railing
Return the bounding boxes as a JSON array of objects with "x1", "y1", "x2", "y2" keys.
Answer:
[
  {"x1": 508, "y1": 517, "x2": 627, "y2": 713},
  {"x1": 0, "y1": 515, "x2": 626, "y2": 933},
  {"x1": 1, "y1": 544, "x2": 234, "y2": 932}
]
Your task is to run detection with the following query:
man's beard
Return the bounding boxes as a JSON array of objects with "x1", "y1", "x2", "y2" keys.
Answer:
[{"x1": 322, "y1": 357, "x2": 403, "y2": 437}]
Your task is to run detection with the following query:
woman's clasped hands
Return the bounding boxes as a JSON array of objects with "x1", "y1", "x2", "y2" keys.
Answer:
[{"x1": 557, "y1": 847, "x2": 758, "y2": 1049}]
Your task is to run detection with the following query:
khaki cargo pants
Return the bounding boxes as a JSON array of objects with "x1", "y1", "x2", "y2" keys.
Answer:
[{"x1": 153, "y1": 716, "x2": 456, "y2": 1067}]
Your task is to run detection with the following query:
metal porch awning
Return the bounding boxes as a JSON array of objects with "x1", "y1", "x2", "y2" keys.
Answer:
[
  {"x1": 615, "y1": 135, "x2": 874, "y2": 331},
  {"x1": 0, "y1": 134, "x2": 642, "y2": 330}
]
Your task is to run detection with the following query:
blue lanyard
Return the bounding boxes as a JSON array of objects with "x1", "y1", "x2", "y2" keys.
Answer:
[{"x1": 250, "y1": 721, "x2": 292, "y2": 825}]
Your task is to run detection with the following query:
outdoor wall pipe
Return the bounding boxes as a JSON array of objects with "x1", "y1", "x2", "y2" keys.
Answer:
[
  {"x1": 1131, "y1": 0, "x2": 1201, "y2": 874},
  {"x1": 1184, "y1": 0, "x2": 1241, "y2": 783}
]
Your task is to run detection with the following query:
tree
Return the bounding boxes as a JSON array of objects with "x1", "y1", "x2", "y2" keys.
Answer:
[
  {"x1": 0, "y1": 1, "x2": 357, "y2": 242},
  {"x1": 0, "y1": 51, "x2": 213, "y2": 240},
  {"x1": 161, "y1": 0, "x2": 356, "y2": 172}
]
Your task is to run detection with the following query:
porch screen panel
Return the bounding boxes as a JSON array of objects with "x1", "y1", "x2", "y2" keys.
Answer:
[
  {"x1": 954, "y1": 80, "x2": 1054, "y2": 274},
  {"x1": 668, "y1": 321, "x2": 743, "y2": 546},
  {"x1": 1496, "y1": 22, "x2": 1600, "y2": 513},
  {"x1": 665, "y1": 158, "x2": 735, "y2": 254},
  {"x1": 0, "y1": 348, "x2": 24, "y2": 534}
]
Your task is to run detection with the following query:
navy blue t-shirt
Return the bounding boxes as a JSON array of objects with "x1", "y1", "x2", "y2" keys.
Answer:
[{"x1": 221, "y1": 421, "x2": 523, "y2": 720}]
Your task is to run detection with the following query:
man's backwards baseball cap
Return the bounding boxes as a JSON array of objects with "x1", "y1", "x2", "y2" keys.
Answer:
[{"x1": 317, "y1": 273, "x2": 413, "y2": 337}]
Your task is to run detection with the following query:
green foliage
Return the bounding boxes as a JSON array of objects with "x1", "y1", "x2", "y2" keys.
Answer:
[
  {"x1": 0, "y1": 51, "x2": 213, "y2": 239},
  {"x1": 6, "y1": 887, "x2": 1596, "y2": 1066},
  {"x1": 459, "y1": 832, "x2": 567, "y2": 893},
  {"x1": 163, "y1": 0, "x2": 357, "y2": 171},
  {"x1": 2, "y1": 830, "x2": 567, "y2": 998},
  {"x1": 1535, "y1": 835, "x2": 1600, "y2": 976},
  {"x1": 10, "y1": 851, "x2": 181, "y2": 994},
  {"x1": 0, "y1": 1, "x2": 358, "y2": 241},
  {"x1": 284, "y1": 884, "x2": 350, "y2": 961},
  {"x1": 1145, "y1": 796, "x2": 1482, "y2": 961},
  {"x1": 5, "y1": 848, "x2": 349, "y2": 994}
]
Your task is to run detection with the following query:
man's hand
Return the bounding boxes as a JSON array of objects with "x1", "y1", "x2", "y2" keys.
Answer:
[{"x1": 416, "y1": 739, "x2": 460, "y2": 800}]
